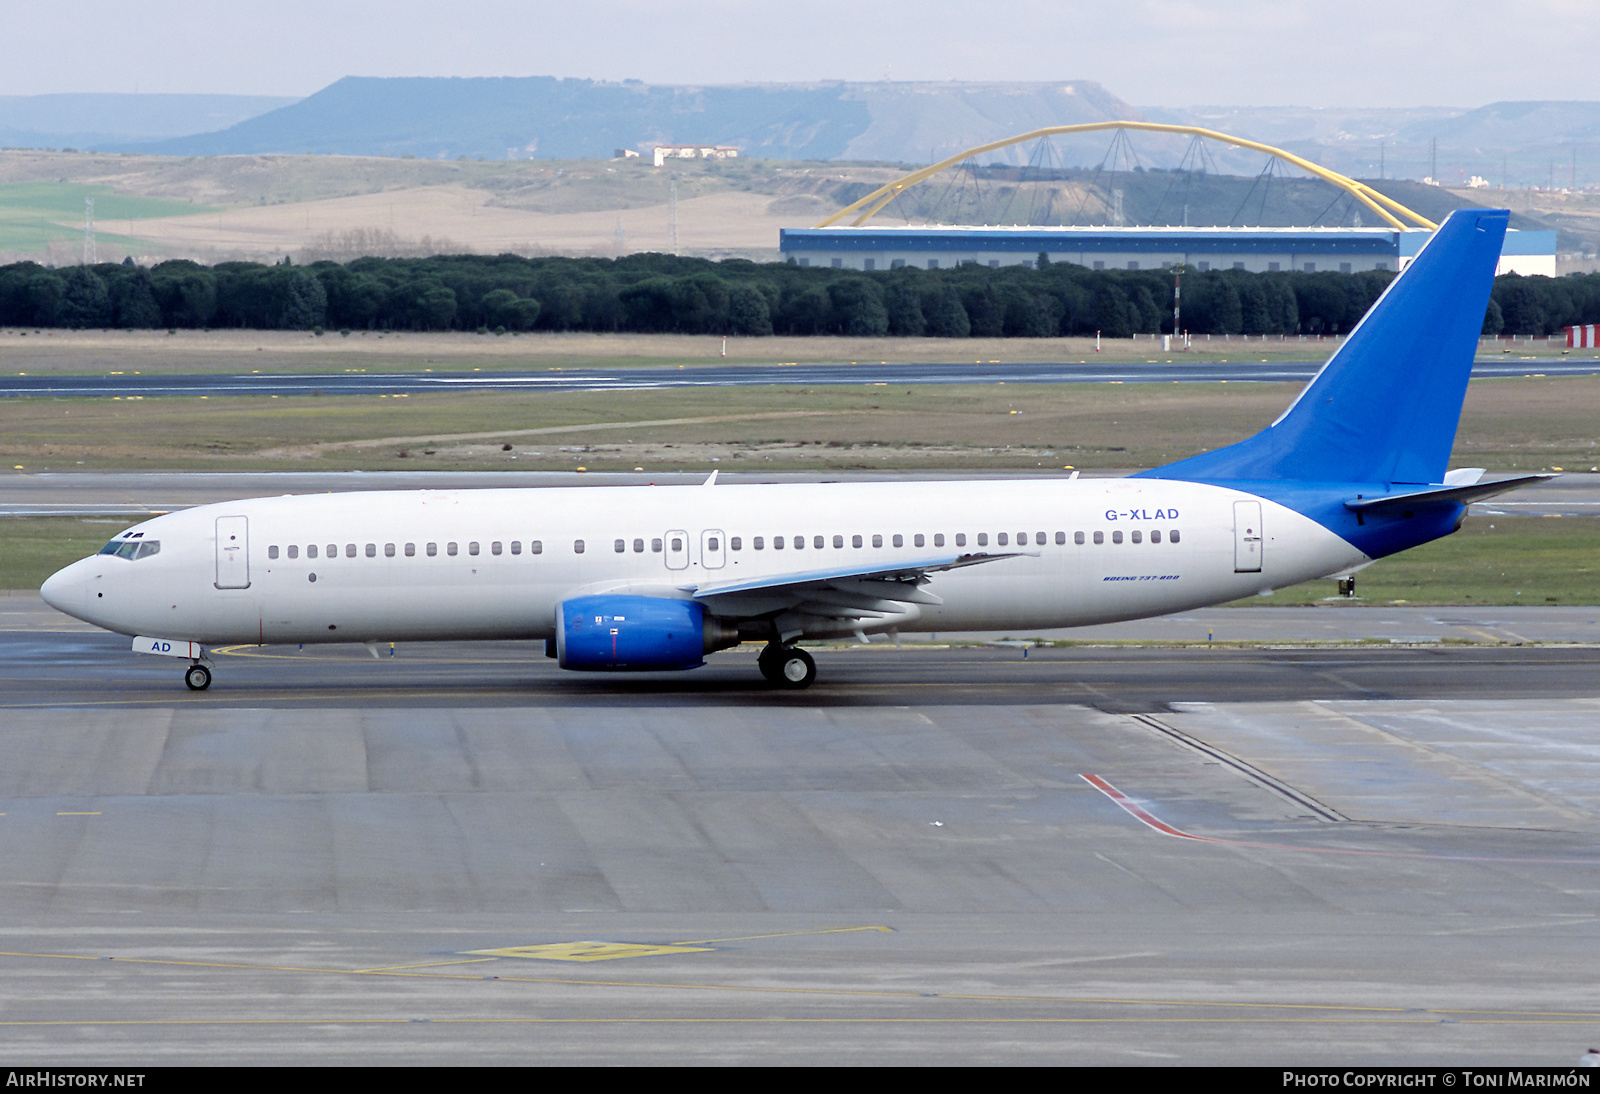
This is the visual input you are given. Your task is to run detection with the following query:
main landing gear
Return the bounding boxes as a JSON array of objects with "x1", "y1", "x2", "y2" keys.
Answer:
[
  {"x1": 758, "y1": 643, "x2": 816, "y2": 690},
  {"x1": 184, "y1": 663, "x2": 212, "y2": 691}
]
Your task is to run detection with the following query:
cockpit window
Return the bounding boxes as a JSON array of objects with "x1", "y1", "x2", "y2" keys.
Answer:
[{"x1": 98, "y1": 539, "x2": 160, "y2": 560}]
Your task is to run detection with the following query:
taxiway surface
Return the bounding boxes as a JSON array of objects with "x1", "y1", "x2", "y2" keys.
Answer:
[
  {"x1": 3, "y1": 356, "x2": 1599, "y2": 397},
  {"x1": 4, "y1": 597, "x2": 1600, "y2": 1065}
]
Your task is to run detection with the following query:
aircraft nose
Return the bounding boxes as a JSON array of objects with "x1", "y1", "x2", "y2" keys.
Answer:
[{"x1": 40, "y1": 559, "x2": 89, "y2": 620}]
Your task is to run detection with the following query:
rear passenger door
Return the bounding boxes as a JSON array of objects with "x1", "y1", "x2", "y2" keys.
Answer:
[{"x1": 1233, "y1": 501, "x2": 1263, "y2": 573}]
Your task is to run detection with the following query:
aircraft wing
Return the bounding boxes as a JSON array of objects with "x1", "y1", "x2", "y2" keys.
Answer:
[{"x1": 687, "y1": 551, "x2": 1029, "y2": 625}]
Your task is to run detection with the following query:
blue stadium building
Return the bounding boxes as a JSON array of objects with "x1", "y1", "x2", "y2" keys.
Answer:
[{"x1": 778, "y1": 225, "x2": 1555, "y2": 277}]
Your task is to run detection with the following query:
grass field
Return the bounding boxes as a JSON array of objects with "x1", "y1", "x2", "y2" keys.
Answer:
[
  {"x1": 1231, "y1": 516, "x2": 1600, "y2": 607},
  {"x1": 0, "y1": 516, "x2": 135, "y2": 590},
  {"x1": 0, "y1": 180, "x2": 215, "y2": 256},
  {"x1": 0, "y1": 373, "x2": 1594, "y2": 474},
  {"x1": 0, "y1": 151, "x2": 871, "y2": 263},
  {"x1": 1, "y1": 326, "x2": 1588, "y2": 378}
]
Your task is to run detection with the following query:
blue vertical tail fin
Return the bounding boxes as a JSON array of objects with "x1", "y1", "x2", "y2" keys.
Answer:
[{"x1": 1139, "y1": 209, "x2": 1508, "y2": 486}]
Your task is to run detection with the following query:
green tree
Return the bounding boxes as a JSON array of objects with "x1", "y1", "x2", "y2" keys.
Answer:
[
  {"x1": 56, "y1": 266, "x2": 111, "y2": 328},
  {"x1": 920, "y1": 284, "x2": 970, "y2": 337},
  {"x1": 827, "y1": 278, "x2": 889, "y2": 336},
  {"x1": 107, "y1": 267, "x2": 162, "y2": 329},
  {"x1": 727, "y1": 285, "x2": 772, "y2": 335}
]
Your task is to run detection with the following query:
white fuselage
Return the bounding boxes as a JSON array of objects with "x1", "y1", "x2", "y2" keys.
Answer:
[{"x1": 42, "y1": 478, "x2": 1367, "y2": 646}]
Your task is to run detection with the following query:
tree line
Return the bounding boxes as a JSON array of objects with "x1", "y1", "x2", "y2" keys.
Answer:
[{"x1": 0, "y1": 251, "x2": 1587, "y2": 338}]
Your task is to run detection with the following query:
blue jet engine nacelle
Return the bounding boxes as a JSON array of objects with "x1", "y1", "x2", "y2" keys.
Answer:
[{"x1": 555, "y1": 594, "x2": 740, "y2": 671}]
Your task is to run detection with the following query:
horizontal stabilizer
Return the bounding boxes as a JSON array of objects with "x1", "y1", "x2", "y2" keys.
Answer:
[{"x1": 1343, "y1": 474, "x2": 1555, "y2": 513}]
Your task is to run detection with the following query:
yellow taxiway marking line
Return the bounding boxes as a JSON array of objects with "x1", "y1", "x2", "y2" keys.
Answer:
[
  {"x1": 468, "y1": 942, "x2": 714, "y2": 962},
  {"x1": 351, "y1": 958, "x2": 499, "y2": 973},
  {"x1": 673, "y1": 925, "x2": 894, "y2": 945}
]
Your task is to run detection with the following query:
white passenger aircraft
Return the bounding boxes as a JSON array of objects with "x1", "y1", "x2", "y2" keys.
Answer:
[{"x1": 42, "y1": 209, "x2": 1545, "y2": 691}]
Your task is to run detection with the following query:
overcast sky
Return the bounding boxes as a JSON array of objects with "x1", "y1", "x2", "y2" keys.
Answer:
[{"x1": 8, "y1": 0, "x2": 1597, "y2": 108}]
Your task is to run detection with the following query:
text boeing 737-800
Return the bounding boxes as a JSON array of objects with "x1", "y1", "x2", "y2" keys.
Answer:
[{"x1": 41, "y1": 209, "x2": 1547, "y2": 691}]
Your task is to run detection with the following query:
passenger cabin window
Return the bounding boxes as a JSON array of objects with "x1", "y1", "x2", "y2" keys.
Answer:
[
  {"x1": 934, "y1": 534, "x2": 945, "y2": 547},
  {"x1": 427, "y1": 543, "x2": 438, "y2": 557},
  {"x1": 385, "y1": 543, "x2": 396, "y2": 557},
  {"x1": 833, "y1": 535, "x2": 844, "y2": 549},
  {"x1": 468, "y1": 542, "x2": 479, "y2": 556},
  {"x1": 996, "y1": 534, "x2": 1007, "y2": 547},
  {"x1": 1170, "y1": 530, "x2": 1180, "y2": 543},
  {"x1": 307, "y1": 545, "x2": 318, "y2": 559},
  {"x1": 1112, "y1": 531, "x2": 1123, "y2": 544},
  {"x1": 510, "y1": 541, "x2": 522, "y2": 555},
  {"x1": 892, "y1": 534, "x2": 903, "y2": 547},
  {"x1": 574, "y1": 539, "x2": 585, "y2": 554},
  {"x1": 1131, "y1": 530, "x2": 1142, "y2": 544},
  {"x1": 753, "y1": 537, "x2": 764, "y2": 550},
  {"x1": 872, "y1": 535, "x2": 883, "y2": 548},
  {"x1": 977, "y1": 533, "x2": 988, "y2": 546},
  {"x1": 913, "y1": 534, "x2": 924, "y2": 547},
  {"x1": 812, "y1": 535, "x2": 822, "y2": 549},
  {"x1": 1074, "y1": 531, "x2": 1085, "y2": 545},
  {"x1": 955, "y1": 533, "x2": 966, "y2": 547},
  {"x1": 531, "y1": 540, "x2": 543, "y2": 554},
  {"x1": 492, "y1": 541, "x2": 503, "y2": 556},
  {"x1": 1151, "y1": 530, "x2": 1162, "y2": 543},
  {"x1": 853, "y1": 535, "x2": 863, "y2": 548},
  {"x1": 345, "y1": 544, "x2": 356, "y2": 558},
  {"x1": 288, "y1": 545, "x2": 298, "y2": 559},
  {"x1": 614, "y1": 539, "x2": 626, "y2": 553},
  {"x1": 405, "y1": 543, "x2": 416, "y2": 557},
  {"x1": 447, "y1": 542, "x2": 458, "y2": 557},
  {"x1": 633, "y1": 538, "x2": 645, "y2": 553},
  {"x1": 1093, "y1": 531, "x2": 1104, "y2": 544},
  {"x1": 267, "y1": 545, "x2": 279, "y2": 559},
  {"x1": 730, "y1": 537, "x2": 741, "y2": 551}
]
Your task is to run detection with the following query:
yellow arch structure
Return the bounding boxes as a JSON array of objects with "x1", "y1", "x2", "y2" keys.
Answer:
[{"x1": 814, "y1": 121, "x2": 1436, "y2": 233}]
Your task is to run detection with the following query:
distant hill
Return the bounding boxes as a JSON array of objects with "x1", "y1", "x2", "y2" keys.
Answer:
[
  {"x1": 126, "y1": 77, "x2": 1148, "y2": 163},
  {"x1": 21, "y1": 79, "x2": 1592, "y2": 193},
  {"x1": 1403, "y1": 101, "x2": 1600, "y2": 146},
  {"x1": 1158, "y1": 102, "x2": 1600, "y2": 189},
  {"x1": 0, "y1": 93, "x2": 298, "y2": 151}
]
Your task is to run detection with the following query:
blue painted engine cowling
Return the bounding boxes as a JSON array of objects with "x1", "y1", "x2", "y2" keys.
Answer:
[{"x1": 556, "y1": 595, "x2": 709, "y2": 671}]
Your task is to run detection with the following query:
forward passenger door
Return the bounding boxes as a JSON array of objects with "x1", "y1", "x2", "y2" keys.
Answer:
[{"x1": 215, "y1": 515, "x2": 251, "y2": 589}]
